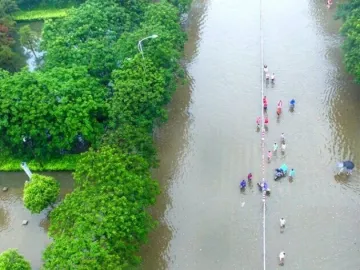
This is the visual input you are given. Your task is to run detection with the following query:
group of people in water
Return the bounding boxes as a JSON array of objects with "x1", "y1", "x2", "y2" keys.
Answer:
[{"x1": 240, "y1": 63, "x2": 302, "y2": 265}]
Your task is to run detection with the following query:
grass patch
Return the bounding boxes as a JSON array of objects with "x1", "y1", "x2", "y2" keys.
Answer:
[
  {"x1": 13, "y1": 8, "x2": 69, "y2": 21},
  {"x1": 0, "y1": 153, "x2": 79, "y2": 171}
]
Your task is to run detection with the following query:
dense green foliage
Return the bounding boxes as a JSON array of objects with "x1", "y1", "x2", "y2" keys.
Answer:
[
  {"x1": 116, "y1": 1, "x2": 186, "y2": 83},
  {"x1": 0, "y1": 67, "x2": 107, "y2": 159},
  {"x1": 41, "y1": 0, "x2": 191, "y2": 267},
  {"x1": 0, "y1": 0, "x2": 192, "y2": 267},
  {"x1": 168, "y1": 0, "x2": 192, "y2": 14},
  {"x1": 23, "y1": 173, "x2": 60, "y2": 213},
  {"x1": 41, "y1": 0, "x2": 149, "y2": 80},
  {"x1": 0, "y1": 249, "x2": 31, "y2": 270},
  {"x1": 0, "y1": 0, "x2": 19, "y2": 71},
  {"x1": 336, "y1": 0, "x2": 360, "y2": 83},
  {"x1": 43, "y1": 146, "x2": 159, "y2": 269},
  {"x1": 108, "y1": 56, "x2": 167, "y2": 162}
]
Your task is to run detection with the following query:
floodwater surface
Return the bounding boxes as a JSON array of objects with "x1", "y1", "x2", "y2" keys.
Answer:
[
  {"x1": 142, "y1": 0, "x2": 360, "y2": 269},
  {"x1": 0, "y1": 172, "x2": 73, "y2": 269}
]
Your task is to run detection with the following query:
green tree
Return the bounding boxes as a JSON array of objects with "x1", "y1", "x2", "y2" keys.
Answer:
[
  {"x1": 0, "y1": 0, "x2": 18, "y2": 18},
  {"x1": 115, "y1": 1, "x2": 187, "y2": 86},
  {"x1": 15, "y1": 0, "x2": 40, "y2": 9},
  {"x1": 23, "y1": 174, "x2": 60, "y2": 213},
  {"x1": 168, "y1": 0, "x2": 192, "y2": 14},
  {"x1": 0, "y1": 45, "x2": 16, "y2": 70},
  {"x1": 0, "y1": 0, "x2": 18, "y2": 71},
  {"x1": 336, "y1": 1, "x2": 360, "y2": 83},
  {"x1": 108, "y1": 56, "x2": 167, "y2": 162},
  {"x1": 43, "y1": 190, "x2": 155, "y2": 269},
  {"x1": 111, "y1": 56, "x2": 168, "y2": 129},
  {"x1": 0, "y1": 249, "x2": 31, "y2": 270},
  {"x1": 43, "y1": 146, "x2": 159, "y2": 268},
  {"x1": 41, "y1": 0, "x2": 131, "y2": 81},
  {"x1": 19, "y1": 25, "x2": 39, "y2": 59},
  {"x1": 335, "y1": 0, "x2": 360, "y2": 20},
  {"x1": 0, "y1": 66, "x2": 107, "y2": 159}
]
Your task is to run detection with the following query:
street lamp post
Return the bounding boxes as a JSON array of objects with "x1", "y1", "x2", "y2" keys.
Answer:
[{"x1": 138, "y1": 34, "x2": 158, "y2": 59}]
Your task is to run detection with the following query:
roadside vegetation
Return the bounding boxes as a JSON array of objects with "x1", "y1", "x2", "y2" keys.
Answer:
[
  {"x1": 336, "y1": 0, "x2": 360, "y2": 83},
  {"x1": 0, "y1": 0, "x2": 192, "y2": 268}
]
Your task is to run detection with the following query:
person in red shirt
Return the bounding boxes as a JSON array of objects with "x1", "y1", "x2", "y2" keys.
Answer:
[
  {"x1": 256, "y1": 116, "x2": 261, "y2": 128},
  {"x1": 263, "y1": 96, "x2": 268, "y2": 112},
  {"x1": 277, "y1": 100, "x2": 282, "y2": 115},
  {"x1": 264, "y1": 116, "x2": 269, "y2": 126}
]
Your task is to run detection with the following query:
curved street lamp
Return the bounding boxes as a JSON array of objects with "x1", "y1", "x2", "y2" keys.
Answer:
[{"x1": 138, "y1": 34, "x2": 158, "y2": 59}]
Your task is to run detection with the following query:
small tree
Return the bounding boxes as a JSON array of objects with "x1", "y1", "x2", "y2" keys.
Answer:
[
  {"x1": 19, "y1": 25, "x2": 39, "y2": 59},
  {"x1": 0, "y1": 249, "x2": 31, "y2": 270},
  {"x1": 23, "y1": 174, "x2": 60, "y2": 214}
]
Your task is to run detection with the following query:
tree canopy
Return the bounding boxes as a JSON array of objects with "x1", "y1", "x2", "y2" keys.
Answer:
[
  {"x1": 0, "y1": 0, "x2": 191, "y2": 268},
  {"x1": 116, "y1": 1, "x2": 186, "y2": 81},
  {"x1": 41, "y1": 0, "x2": 150, "y2": 81},
  {"x1": 43, "y1": 146, "x2": 159, "y2": 269},
  {"x1": 0, "y1": 66, "x2": 107, "y2": 159},
  {"x1": 336, "y1": 0, "x2": 360, "y2": 83},
  {"x1": 0, "y1": 0, "x2": 19, "y2": 71},
  {"x1": 0, "y1": 249, "x2": 31, "y2": 270},
  {"x1": 23, "y1": 174, "x2": 60, "y2": 213}
]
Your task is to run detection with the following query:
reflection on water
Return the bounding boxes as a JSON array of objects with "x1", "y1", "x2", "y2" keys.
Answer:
[
  {"x1": 0, "y1": 172, "x2": 73, "y2": 269},
  {"x1": 143, "y1": 0, "x2": 360, "y2": 269},
  {"x1": 13, "y1": 21, "x2": 44, "y2": 71}
]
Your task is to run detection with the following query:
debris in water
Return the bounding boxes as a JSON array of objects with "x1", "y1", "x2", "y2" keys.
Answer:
[
  {"x1": 22, "y1": 220, "x2": 29, "y2": 225},
  {"x1": 241, "y1": 202, "x2": 245, "y2": 207}
]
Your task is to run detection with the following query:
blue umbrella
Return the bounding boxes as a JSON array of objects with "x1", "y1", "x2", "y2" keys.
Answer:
[{"x1": 343, "y1": 160, "x2": 354, "y2": 170}]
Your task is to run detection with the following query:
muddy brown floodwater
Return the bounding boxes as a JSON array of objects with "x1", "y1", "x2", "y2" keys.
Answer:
[
  {"x1": 141, "y1": 0, "x2": 360, "y2": 269},
  {"x1": 1, "y1": 0, "x2": 360, "y2": 269},
  {"x1": 0, "y1": 172, "x2": 73, "y2": 269}
]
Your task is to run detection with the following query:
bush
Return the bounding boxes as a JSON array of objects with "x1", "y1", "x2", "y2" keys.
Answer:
[
  {"x1": 0, "y1": 249, "x2": 31, "y2": 270},
  {"x1": 23, "y1": 174, "x2": 60, "y2": 213}
]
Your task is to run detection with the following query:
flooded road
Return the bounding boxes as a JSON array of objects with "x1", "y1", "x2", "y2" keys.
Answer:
[
  {"x1": 142, "y1": 0, "x2": 360, "y2": 269},
  {"x1": 0, "y1": 172, "x2": 73, "y2": 269}
]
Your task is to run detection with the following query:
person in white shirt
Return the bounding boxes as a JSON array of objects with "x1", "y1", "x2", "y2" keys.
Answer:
[
  {"x1": 280, "y1": 133, "x2": 285, "y2": 142},
  {"x1": 279, "y1": 251, "x2": 286, "y2": 265},
  {"x1": 264, "y1": 64, "x2": 268, "y2": 73},
  {"x1": 280, "y1": 218, "x2": 286, "y2": 228},
  {"x1": 271, "y1": 73, "x2": 275, "y2": 82},
  {"x1": 281, "y1": 143, "x2": 286, "y2": 152},
  {"x1": 265, "y1": 73, "x2": 270, "y2": 80}
]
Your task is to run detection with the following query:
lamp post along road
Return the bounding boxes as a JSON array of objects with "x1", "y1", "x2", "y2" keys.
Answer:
[{"x1": 138, "y1": 34, "x2": 158, "y2": 59}]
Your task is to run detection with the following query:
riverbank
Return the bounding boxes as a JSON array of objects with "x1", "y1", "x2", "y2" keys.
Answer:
[{"x1": 13, "y1": 8, "x2": 69, "y2": 21}]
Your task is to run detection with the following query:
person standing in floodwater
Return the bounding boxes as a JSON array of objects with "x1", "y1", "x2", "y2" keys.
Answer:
[
  {"x1": 263, "y1": 96, "x2": 268, "y2": 112},
  {"x1": 264, "y1": 116, "x2": 269, "y2": 127},
  {"x1": 264, "y1": 65, "x2": 268, "y2": 73},
  {"x1": 281, "y1": 133, "x2": 285, "y2": 142},
  {"x1": 273, "y1": 142, "x2": 278, "y2": 152},
  {"x1": 277, "y1": 100, "x2": 283, "y2": 116},
  {"x1": 256, "y1": 116, "x2": 261, "y2": 128}
]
